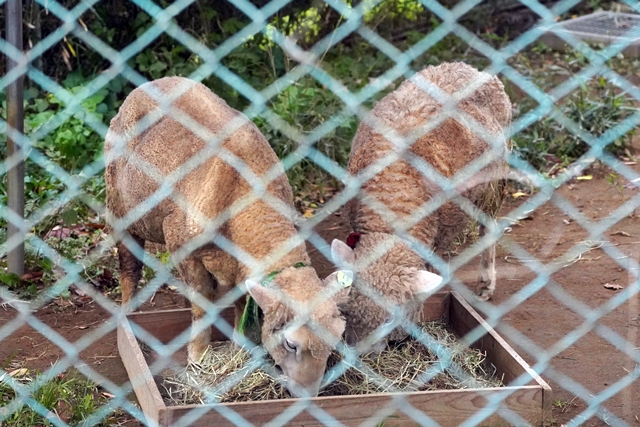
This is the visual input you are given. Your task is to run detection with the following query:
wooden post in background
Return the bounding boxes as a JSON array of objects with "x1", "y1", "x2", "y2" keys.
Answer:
[{"x1": 6, "y1": 0, "x2": 25, "y2": 276}]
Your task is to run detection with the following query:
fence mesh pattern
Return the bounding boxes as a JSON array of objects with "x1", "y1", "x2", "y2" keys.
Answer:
[{"x1": 1, "y1": 0, "x2": 640, "y2": 426}]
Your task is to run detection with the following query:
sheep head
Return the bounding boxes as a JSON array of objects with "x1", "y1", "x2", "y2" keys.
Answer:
[
  {"x1": 246, "y1": 266, "x2": 350, "y2": 397},
  {"x1": 328, "y1": 236, "x2": 442, "y2": 354}
]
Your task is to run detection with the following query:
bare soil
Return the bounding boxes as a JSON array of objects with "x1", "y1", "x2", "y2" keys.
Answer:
[{"x1": 1, "y1": 162, "x2": 639, "y2": 426}]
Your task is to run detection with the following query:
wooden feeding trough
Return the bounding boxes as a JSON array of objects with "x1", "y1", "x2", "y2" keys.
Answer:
[{"x1": 117, "y1": 291, "x2": 551, "y2": 427}]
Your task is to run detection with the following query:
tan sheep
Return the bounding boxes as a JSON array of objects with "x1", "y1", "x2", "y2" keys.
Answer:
[
  {"x1": 104, "y1": 76, "x2": 350, "y2": 397},
  {"x1": 329, "y1": 62, "x2": 512, "y2": 353}
]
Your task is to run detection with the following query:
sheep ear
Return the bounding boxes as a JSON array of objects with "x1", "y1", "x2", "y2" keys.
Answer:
[
  {"x1": 409, "y1": 270, "x2": 443, "y2": 299},
  {"x1": 331, "y1": 239, "x2": 355, "y2": 268},
  {"x1": 323, "y1": 270, "x2": 353, "y2": 307},
  {"x1": 246, "y1": 280, "x2": 277, "y2": 308}
]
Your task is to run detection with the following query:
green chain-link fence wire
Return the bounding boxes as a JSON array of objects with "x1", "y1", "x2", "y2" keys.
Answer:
[{"x1": 1, "y1": 0, "x2": 640, "y2": 425}]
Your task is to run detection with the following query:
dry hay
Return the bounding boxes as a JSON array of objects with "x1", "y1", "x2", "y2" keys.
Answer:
[
  {"x1": 160, "y1": 320, "x2": 503, "y2": 405},
  {"x1": 160, "y1": 343, "x2": 289, "y2": 405}
]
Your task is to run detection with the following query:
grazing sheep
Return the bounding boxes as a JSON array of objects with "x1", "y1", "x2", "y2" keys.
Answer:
[
  {"x1": 330, "y1": 62, "x2": 512, "y2": 353},
  {"x1": 105, "y1": 77, "x2": 350, "y2": 397}
]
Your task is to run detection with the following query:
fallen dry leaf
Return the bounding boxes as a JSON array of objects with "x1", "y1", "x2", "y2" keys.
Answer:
[
  {"x1": 604, "y1": 283, "x2": 624, "y2": 290},
  {"x1": 21, "y1": 271, "x2": 44, "y2": 281},
  {"x1": 85, "y1": 222, "x2": 104, "y2": 230},
  {"x1": 576, "y1": 175, "x2": 593, "y2": 181},
  {"x1": 511, "y1": 192, "x2": 527, "y2": 199},
  {"x1": 74, "y1": 296, "x2": 93, "y2": 305},
  {"x1": 8, "y1": 368, "x2": 28, "y2": 377},
  {"x1": 70, "y1": 285, "x2": 86, "y2": 297},
  {"x1": 53, "y1": 297, "x2": 75, "y2": 308},
  {"x1": 610, "y1": 231, "x2": 631, "y2": 237},
  {"x1": 625, "y1": 177, "x2": 640, "y2": 189}
]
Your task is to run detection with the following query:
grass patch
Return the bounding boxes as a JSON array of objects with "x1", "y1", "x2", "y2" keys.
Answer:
[
  {"x1": 0, "y1": 228, "x2": 118, "y2": 300},
  {"x1": 0, "y1": 368, "x2": 118, "y2": 426},
  {"x1": 509, "y1": 45, "x2": 640, "y2": 173},
  {"x1": 513, "y1": 77, "x2": 637, "y2": 172}
]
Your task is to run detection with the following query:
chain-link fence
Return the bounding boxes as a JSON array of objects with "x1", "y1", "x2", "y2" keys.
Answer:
[{"x1": 1, "y1": 0, "x2": 640, "y2": 426}]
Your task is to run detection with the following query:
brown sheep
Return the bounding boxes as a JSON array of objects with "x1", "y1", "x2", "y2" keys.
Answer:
[
  {"x1": 329, "y1": 62, "x2": 512, "y2": 353},
  {"x1": 105, "y1": 77, "x2": 350, "y2": 397}
]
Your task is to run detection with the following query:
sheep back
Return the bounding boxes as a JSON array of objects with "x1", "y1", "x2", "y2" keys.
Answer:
[
  {"x1": 347, "y1": 62, "x2": 512, "y2": 249},
  {"x1": 105, "y1": 76, "x2": 303, "y2": 275}
]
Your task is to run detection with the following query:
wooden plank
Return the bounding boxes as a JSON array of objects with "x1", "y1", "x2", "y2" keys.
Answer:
[
  {"x1": 449, "y1": 292, "x2": 549, "y2": 390},
  {"x1": 419, "y1": 291, "x2": 450, "y2": 322},
  {"x1": 160, "y1": 386, "x2": 543, "y2": 427},
  {"x1": 456, "y1": 295, "x2": 553, "y2": 420},
  {"x1": 117, "y1": 314, "x2": 166, "y2": 424},
  {"x1": 127, "y1": 307, "x2": 235, "y2": 343},
  {"x1": 541, "y1": 382, "x2": 553, "y2": 426}
]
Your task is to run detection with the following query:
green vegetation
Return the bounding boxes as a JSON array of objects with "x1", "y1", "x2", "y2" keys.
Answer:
[
  {"x1": 0, "y1": 368, "x2": 118, "y2": 426},
  {"x1": 513, "y1": 77, "x2": 637, "y2": 171},
  {"x1": 1, "y1": 0, "x2": 638, "y2": 297},
  {"x1": 0, "y1": 228, "x2": 117, "y2": 299},
  {"x1": 553, "y1": 396, "x2": 579, "y2": 414}
]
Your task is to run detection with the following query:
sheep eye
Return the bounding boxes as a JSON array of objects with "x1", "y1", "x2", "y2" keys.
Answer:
[{"x1": 283, "y1": 339, "x2": 297, "y2": 353}]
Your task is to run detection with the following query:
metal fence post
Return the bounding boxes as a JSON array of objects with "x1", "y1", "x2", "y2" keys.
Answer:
[{"x1": 6, "y1": 0, "x2": 25, "y2": 277}]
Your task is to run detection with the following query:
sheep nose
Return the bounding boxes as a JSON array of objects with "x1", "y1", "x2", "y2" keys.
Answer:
[
  {"x1": 287, "y1": 377, "x2": 322, "y2": 398},
  {"x1": 370, "y1": 340, "x2": 386, "y2": 354},
  {"x1": 355, "y1": 338, "x2": 386, "y2": 355}
]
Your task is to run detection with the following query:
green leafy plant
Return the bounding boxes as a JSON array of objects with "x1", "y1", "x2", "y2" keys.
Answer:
[
  {"x1": 0, "y1": 72, "x2": 121, "y2": 235},
  {"x1": 253, "y1": 76, "x2": 358, "y2": 193},
  {"x1": 25, "y1": 73, "x2": 121, "y2": 173},
  {"x1": 142, "y1": 249, "x2": 176, "y2": 284},
  {"x1": 606, "y1": 172, "x2": 625, "y2": 196},
  {"x1": 553, "y1": 396, "x2": 579, "y2": 414}
]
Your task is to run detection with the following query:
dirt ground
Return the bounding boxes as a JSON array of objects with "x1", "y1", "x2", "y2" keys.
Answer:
[{"x1": 1, "y1": 160, "x2": 639, "y2": 426}]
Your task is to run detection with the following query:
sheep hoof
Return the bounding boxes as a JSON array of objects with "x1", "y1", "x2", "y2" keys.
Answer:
[
  {"x1": 120, "y1": 299, "x2": 136, "y2": 314},
  {"x1": 187, "y1": 342, "x2": 208, "y2": 365},
  {"x1": 476, "y1": 287, "x2": 493, "y2": 302}
]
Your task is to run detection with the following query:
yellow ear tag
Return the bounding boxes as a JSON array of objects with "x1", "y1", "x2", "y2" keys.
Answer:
[{"x1": 336, "y1": 271, "x2": 352, "y2": 288}]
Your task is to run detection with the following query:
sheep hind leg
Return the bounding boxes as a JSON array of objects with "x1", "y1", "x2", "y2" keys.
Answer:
[
  {"x1": 476, "y1": 224, "x2": 497, "y2": 301},
  {"x1": 118, "y1": 234, "x2": 145, "y2": 312}
]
